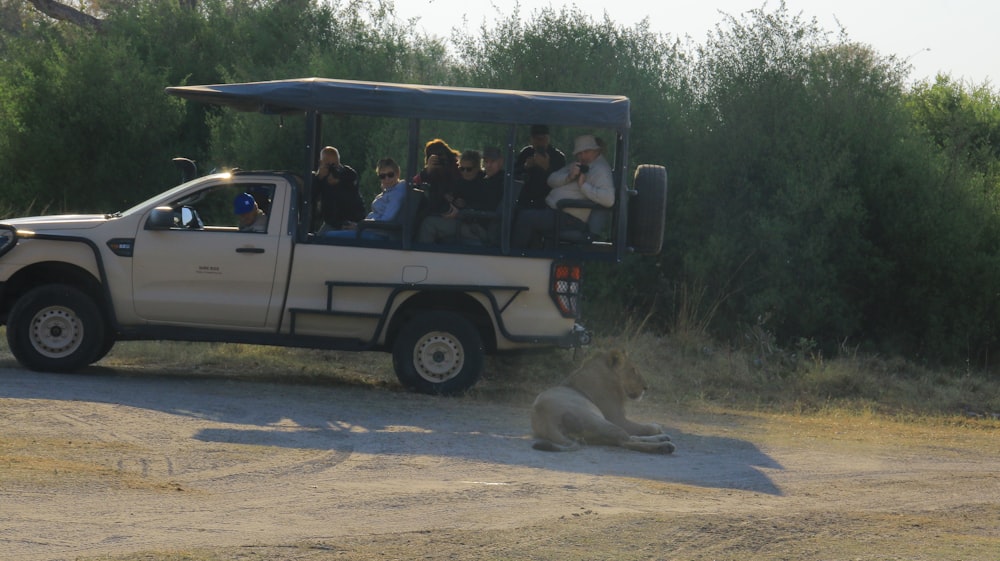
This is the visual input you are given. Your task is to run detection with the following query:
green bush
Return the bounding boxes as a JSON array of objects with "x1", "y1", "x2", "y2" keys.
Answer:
[{"x1": 3, "y1": 0, "x2": 1000, "y2": 370}]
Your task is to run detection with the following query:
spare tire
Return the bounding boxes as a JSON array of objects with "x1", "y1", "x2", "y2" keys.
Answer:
[{"x1": 628, "y1": 164, "x2": 667, "y2": 255}]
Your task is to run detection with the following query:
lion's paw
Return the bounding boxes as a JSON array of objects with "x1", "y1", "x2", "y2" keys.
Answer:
[
  {"x1": 656, "y1": 441, "x2": 677, "y2": 454},
  {"x1": 648, "y1": 423, "x2": 671, "y2": 439}
]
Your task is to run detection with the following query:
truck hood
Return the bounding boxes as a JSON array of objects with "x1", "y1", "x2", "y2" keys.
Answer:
[{"x1": 1, "y1": 214, "x2": 111, "y2": 231}]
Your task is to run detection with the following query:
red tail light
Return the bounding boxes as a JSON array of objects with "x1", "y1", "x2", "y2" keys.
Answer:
[{"x1": 550, "y1": 262, "x2": 582, "y2": 318}]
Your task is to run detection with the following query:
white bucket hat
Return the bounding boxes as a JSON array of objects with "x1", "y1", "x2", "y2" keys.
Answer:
[{"x1": 573, "y1": 134, "x2": 600, "y2": 155}]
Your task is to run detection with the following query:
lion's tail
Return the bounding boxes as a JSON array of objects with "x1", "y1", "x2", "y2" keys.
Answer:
[{"x1": 532, "y1": 439, "x2": 582, "y2": 452}]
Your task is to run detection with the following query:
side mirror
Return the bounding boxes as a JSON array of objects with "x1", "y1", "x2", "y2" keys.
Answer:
[
  {"x1": 145, "y1": 207, "x2": 178, "y2": 230},
  {"x1": 181, "y1": 207, "x2": 202, "y2": 229}
]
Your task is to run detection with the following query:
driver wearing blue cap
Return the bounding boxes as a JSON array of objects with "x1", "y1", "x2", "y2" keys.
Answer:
[{"x1": 233, "y1": 193, "x2": 268, "y2": 233}]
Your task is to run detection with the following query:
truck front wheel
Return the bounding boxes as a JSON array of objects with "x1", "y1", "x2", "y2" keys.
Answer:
[
  {"x1": 6, "y1": 284, "x2": 107, "y2": 372},
  {"x1": 392, "y1": 311, "x2": 484, "y2": 395}
]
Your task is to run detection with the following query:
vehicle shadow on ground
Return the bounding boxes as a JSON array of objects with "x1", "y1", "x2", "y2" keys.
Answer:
[{"x1": 0, "y1": 365, "x2": 784, "y2": 496}]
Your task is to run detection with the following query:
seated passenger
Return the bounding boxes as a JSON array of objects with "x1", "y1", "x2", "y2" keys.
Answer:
[
  {"x1": 459, "y1": 146, "x2": 506, "y2": 244},
  {"x1": 312, "y1": 145, "x2": 365, "y2": 233},
  {"x1": 514, "y1": 124, "x2": 566, "y2": 211},
  {"x1": 413, "y1": 138, "x2": 461, "y2": 218},
  {"x1": 417, "y1": 149, "x2": 488, "y2": 243},
  {"x1": 325, "y1": 158, "x2": 407, "y2": 240},
  {"x1": 511, "y1": 134, "x2": 613, "y2": 248},
  {"x1": 233, "y1": 192, "x2": 268, "y2": 233}
]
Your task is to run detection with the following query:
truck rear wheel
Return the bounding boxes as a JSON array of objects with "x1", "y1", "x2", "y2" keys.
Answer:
[
  {"x1": 6, "y1": 284, "x2": 106, "y2": 372},
  {"x1": 392, "y1": 311, "x2": 484, "y2": 395},
  {"x1": 628, "y1": 164, "x2": 668, "y2": 255}
]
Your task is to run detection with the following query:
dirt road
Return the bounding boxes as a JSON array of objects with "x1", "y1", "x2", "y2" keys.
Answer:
[{"x1": 2, "y1": 365, "x2": 998, "y2": 560}]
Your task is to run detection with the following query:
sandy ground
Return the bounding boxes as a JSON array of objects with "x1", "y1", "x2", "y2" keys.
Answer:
[{"x1": 2, "y1": 364, "x2": 999, "y2": 561}]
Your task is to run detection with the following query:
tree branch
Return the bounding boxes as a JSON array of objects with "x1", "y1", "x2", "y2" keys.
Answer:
[{"x1": 26, "y1": 0, "x2": 104, "y2": 32}]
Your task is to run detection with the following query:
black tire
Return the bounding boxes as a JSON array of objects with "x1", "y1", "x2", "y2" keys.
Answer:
[
  {"x1": 392, "y1": 311, "x2": 484, "y2": 395},
  {"x1": 92, "y1": 331, "x2": 117, "y2": 363},
  {"x1": 628, "y1": 164, "x2": 668, "y2": 255},
  {"x1": 6, "y1": 284, "x2": 107, "y2": 372}
]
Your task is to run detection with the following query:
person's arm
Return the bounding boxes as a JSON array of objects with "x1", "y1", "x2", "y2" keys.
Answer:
[
  {"x1": 579, "y1": 161, "x2": 615, "y2": 208},
  {"x1": 341, "y1": 166, "x2": 358, "y2": 188},
  {"x1": 550, "y1": 149, "x2": 567, "y2": 172},
  {"x1": 547, "y1": 164, "x2": 573, "y2": 188},
  {"x1": 376, "y1": 182, "x2": 408, "y2": 222},
  {"x1": 513, "y1": 148, "x2": 531, "y2": 180}
]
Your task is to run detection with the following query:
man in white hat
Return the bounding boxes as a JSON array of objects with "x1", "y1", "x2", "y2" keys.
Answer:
[{"x1": 511, "y1": 134, "x2": 614, "y2": 248}]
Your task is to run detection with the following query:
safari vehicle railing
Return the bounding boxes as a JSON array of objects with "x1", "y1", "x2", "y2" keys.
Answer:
[{"x1": 165, "y1": 78, "x2": 662, "y2": 261}]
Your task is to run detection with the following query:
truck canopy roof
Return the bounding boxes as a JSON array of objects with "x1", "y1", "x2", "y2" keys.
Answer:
[{"x1": 165, "y1": 78, "x2": 631, "y2": 130}]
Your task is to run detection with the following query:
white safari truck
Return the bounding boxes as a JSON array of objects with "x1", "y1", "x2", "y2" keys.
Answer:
[{"x1": 0, "y1": 78, "x2": 666, "y2": 394}]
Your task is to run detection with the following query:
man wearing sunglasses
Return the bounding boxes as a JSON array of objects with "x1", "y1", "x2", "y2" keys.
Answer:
[{"x1": 325, "y1": 157, "x2": 406, "y2": 239}]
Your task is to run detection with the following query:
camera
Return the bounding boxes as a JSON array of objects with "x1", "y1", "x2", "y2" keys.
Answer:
[{"x1": 578, "y1": 164, "x2": 590, "y2": 173}]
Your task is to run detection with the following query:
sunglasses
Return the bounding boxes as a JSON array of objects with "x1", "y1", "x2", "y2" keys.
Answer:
[
  {"x1": 378, "y1": 172, "x2": 396, "y2": 179},
  {"x1": 459, "y1": 166, "x2": 478, "y2": 172}
]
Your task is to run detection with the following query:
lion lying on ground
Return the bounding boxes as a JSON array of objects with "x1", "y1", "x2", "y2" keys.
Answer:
[{"x1": 531, "y1": 349, "x2": 675, "y2": 454}]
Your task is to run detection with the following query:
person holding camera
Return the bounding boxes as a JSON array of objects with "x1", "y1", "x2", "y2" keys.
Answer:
[
  {"x1": 412, "y1": 138, "x2": 461, "y2": 215},
  {"x1": 511, "y1": 134, "x2": 614, "y2": 248},
  {"x1": 312, "y1": 145, "x2": 366, "y2": 233},
  {"x1": 514, "y1": 124, "x2": 566, "y2": 211}
]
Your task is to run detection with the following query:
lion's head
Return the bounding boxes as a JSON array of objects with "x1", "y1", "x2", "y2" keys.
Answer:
[
  {"x1": 565, "y1": 349, "x2": 648, "y2": 408},
  {"x1": 607, "y1": 349, "x2": 647, "y2": 400}
]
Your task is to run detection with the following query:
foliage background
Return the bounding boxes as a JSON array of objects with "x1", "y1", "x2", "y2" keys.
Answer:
[{"x1": 1, "y1": 0, "x2": 999, "y2": 370}]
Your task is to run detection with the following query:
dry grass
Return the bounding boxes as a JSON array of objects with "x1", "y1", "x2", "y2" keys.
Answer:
[{"x1": 91, "y1": 329, "x2": 1000, "y2": 422}]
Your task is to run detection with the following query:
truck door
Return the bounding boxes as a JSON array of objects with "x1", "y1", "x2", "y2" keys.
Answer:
[{"x1": 131, "y1": 181, "x2": 282, "y2": 328}]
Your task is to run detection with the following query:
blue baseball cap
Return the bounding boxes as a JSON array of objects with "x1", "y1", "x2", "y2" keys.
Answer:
[{"x1": 233, "y1": 193, "x2": 256, "y2": 215}]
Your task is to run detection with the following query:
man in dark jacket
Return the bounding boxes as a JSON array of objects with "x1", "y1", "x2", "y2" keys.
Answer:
[
  {"x1": 514, "y1": 124, "x2": 566, "y2": 210},
  {"x1": 417, "y1": 149, "x2": 488, "y2": 243},
  {"x1": 458, "y1": 146, "x2": 506, "y2": 244},
  {"x1": 312, "y1": 146, "x2": 366, "y2": 233}
]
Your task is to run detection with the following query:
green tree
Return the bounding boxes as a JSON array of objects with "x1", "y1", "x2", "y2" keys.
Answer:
[
  {"x1": 878, "y1": 77, "x2": 1000, "y2": 363},
  {"x1": 0, "y1": 18, "x2": 185, "y2": 212},
  {"x1": 0, "y1": 0, "x2": 447, "y2": 211},
  {"x1": 907, "y1": 76, "x2": 1000, "y2": 181},
  {"x1": 451, "y1": 5, "x2": 689, "y2": 165},
  {"x1": 5, "y1": 0, "x2": 1000, "y2": 367},
  {"x1": 665, "y1": 6, "x2": 911, "y2": 351}
]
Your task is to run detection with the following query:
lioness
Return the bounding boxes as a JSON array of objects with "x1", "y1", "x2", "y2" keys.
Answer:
[{"x1": 531, "y1": 350, "x2": 675, "y2": 454}]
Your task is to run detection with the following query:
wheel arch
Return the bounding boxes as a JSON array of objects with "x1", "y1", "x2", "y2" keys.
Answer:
[
  {"x1": 0, "y1": 262, "x2": 106, "y2": 324},
  {"x1": 384, "y1": 290, "x2": 497, "y2": 353}
]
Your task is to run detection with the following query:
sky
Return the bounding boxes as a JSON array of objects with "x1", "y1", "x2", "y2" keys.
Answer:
[{"x1": 394, "y1": 0, "x2": 997, "y2": 86}]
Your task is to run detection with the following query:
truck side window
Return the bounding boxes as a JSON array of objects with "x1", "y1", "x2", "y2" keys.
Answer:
[{"x1": 174, "y1": 184, "x2": 275, "y2": 231}]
